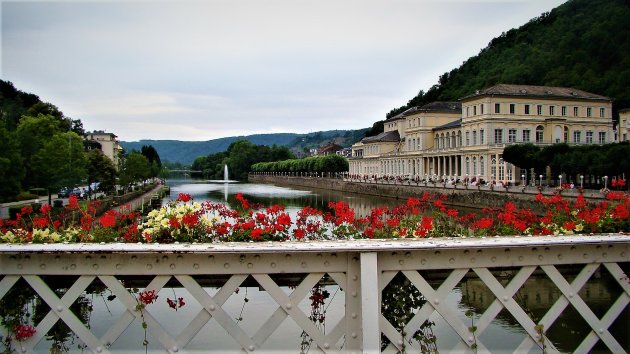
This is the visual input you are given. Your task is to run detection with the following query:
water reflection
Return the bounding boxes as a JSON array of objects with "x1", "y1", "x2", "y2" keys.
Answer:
[{"x1": 166, "y1": 178, "x2": 401, "y2": 217}]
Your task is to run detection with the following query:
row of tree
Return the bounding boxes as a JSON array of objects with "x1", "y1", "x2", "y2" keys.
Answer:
[
  {"x1": 191, "y1": 140, "x2": 295, "y2": 181},
  {"x1": 0, "y1": 80, "x2": 162, "y2": 202},
  {"x1": 251, "y1": 154, "x2": 349, "y2": 173},
  {"x1": 503, "y1": 142, "x2": 630, "y2": 183}
]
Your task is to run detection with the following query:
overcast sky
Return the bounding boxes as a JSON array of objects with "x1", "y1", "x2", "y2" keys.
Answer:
[{"x1": 2, "y1": 0, "x2": 566, "y2": 141}]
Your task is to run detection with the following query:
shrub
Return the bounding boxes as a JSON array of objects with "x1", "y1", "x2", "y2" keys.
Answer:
[{"x1": 16, "y1": 192, "x2": 38, "y2": 201}]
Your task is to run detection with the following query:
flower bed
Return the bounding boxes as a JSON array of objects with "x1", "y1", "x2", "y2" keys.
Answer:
[{"x1": 1, "y1": 190, "x2": 629, "y2": 244}]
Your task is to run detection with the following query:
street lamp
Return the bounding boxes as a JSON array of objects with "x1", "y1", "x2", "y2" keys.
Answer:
[
  {"x1": 604, "y1": 175, "x2": 608, "y2": 189},
  {"x1": 559, "y1": 175, "x2": 562, "y2": 188},
  {"x1": 539, "y1": 174, "x2": 543, "y2": 187},
  {"x1": 580, "y1": 175, "x2": 584, "y2": 189},
  {"x1": 521, "y1": 174, "x2": 525, "y2": 187}
]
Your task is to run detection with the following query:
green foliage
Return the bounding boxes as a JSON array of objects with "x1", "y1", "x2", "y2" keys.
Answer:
[
  {"x1": 191, "y1": 140, "x2": 295, "y2": 181},
  {"x1": 140, "y1": 145, "x2": 162, "y2": 177},
  {"x1": 32, "y1": 131, "x2": 88, "y2": 193},
  {"x1": 0, "y1": 126, "x2": 24, "y2": 201},
  {"x1": 387, "y1": 0, "x2": 630, "y2": 118},
  {"x1": 503, "y1": 142, "x2": 630, "y2": 181},
  {"x1": 364, "y1": 120, "x2": 384, "y2": 138},
  {"x1": 87, "y1": 149, "x2": 118, "y2": 194},
  {"x1": 251, "y1": 154, "x2": 349, "y2": 173},
  {"x1": 121, "y1": 129, "x2": 367, "y2": 165},
  {"x1": 119, "y1": 152, "x2": 150, "y2": 188}
]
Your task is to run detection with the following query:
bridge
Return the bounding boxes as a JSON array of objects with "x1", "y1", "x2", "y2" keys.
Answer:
[{"x1": 0, "y1": 235, "x2": 628, "y2": 353}]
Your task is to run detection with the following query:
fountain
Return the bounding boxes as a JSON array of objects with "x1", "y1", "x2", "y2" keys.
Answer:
[{"x1": 224, "y1": 164, "x2": 229, "y2": 182}]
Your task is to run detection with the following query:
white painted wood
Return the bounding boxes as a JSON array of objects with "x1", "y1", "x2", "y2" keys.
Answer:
[{"x1": 360, "y1": 252, "x2": 380, "y2": 354}]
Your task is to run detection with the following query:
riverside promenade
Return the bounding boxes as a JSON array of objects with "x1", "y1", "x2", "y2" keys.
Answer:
[{"x1": 249, "y1": 174, "x2": 611, "y2": 211}]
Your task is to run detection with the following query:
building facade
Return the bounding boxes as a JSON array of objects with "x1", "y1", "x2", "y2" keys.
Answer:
[
  {"x1": 85, "y1": 131, "x2": 122, "y2": 169},
  {"x1": 349, "y1": 84, "x2": 614, "y2": 184},
  {"x1": 618, "y1": 108, "x2": 630, "y2": 142}
]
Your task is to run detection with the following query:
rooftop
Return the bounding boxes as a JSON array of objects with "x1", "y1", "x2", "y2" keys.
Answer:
[
  {"x1": 361, "y1": 130, "x2": 400, "y2": 144},
  {"x1": 433, "y1": 118, "x2": 462, "y2": 131},
  {"x1": 460, "y1": 84, "x2": 610, "y2": 102}
]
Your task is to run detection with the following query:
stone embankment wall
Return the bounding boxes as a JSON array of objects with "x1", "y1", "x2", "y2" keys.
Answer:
[{"x1": 249, "y1": 175, "x2": 601, "y2": 212}]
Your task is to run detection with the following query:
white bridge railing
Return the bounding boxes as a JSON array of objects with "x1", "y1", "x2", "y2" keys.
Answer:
[{"x1": 0, "y1": 235, "x2": 628, "y2": 353}]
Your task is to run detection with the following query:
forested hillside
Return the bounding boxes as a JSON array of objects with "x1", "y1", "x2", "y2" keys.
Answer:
[
  {"x1": 387, "y1": 0, "x2": 630, "y2": 118},
  {"x1": 122, "y1": 129, "x2": 367, "y2": 165}
]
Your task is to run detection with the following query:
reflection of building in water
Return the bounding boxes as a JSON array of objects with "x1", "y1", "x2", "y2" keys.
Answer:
[
  {"x1": 461, "y1": 276, "x2": 613, "y2": 311},
  {"x1": 459, "y1": 273, "x2": 628, "y2": 352}
]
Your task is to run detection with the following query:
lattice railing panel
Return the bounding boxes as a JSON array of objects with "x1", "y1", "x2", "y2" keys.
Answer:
[{"x1": 0, "y1": 236, "x2": 628, "y2": 353}]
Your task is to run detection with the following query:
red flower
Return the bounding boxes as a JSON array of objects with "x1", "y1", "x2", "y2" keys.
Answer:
[
  {"x1": 177, "y1": 193, "x2": 192, "y2": 203},
  {"x1": 138, "y1": 290, "x2": 158, "y2": 305},
  {"x1": 447, "y1": 209, "x2": 459, "y2": 218},
  {"x1": 611, "y1": 204, "x2": 629, "y2": 220},
  {"x1": 472, "y1": 218, "x2": 493, "y2": 230},
  {"x1": 293, "y1": 228, "x2": 306, "y2": 239},
  {"x1": 20, "y1": 206, "x2": 33, "y2": 215},
  {"x1": 277, "y1": 213, "x2": 291, "y2": 226},
  {"x1": 251, "y1": 228, "x2": 264, "y2": 240},
  {"x1": 168, "y1": 217, "x2": 181, "y2": 228},
  {"x1": 33, "y1": 217, "x2": 49, "y2": 228},
  {"x1": 40, "y1": 204, "x2": 52, "y2": 215},
  {"x1": 181, "y1": 213, "x2": 199, "y2": 227},
  {"x1": 99, "y1": 210, "x2": 117, "y2": 228},
  {"x1": 68, "y1": 195, "x2": 79, "y2": 209},
  {"x1": 13, "y1": 324, "x2": 36, "y2": 341}
]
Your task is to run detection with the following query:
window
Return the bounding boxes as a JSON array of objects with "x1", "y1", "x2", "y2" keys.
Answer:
[
  {"x1": 598, "y1": 132, "x2": 606, "y2": 144},
  {"x1": 587, "y1": 107, "x2": 592, "y2": 117},
  {"x1": 562, "y1": 106, "x2": 567, "y2": 116},
  {"x1": 451, "y1": 134, "x2": 456, "y2": 147},
  {"x1": 537, "y1": 105, "x2": 543, "y2": 115},
  {"x1": 465, "y1": 158, "x2": 470, "y2": 175},
  {"x1": 494, "y1": 129, "x2": 503, "y2": 144},
  {"x1": 586, "y1": 131, "x2": 593, "y2": 144},
  {"x1": 536, "y1": 126, "x2": 544, "y2": 143},
  {"x1": 458, "y1": 131, "x2": 462, "y2": 146},
  {"x1": 480, "y1": 104, "x2": 484, "y2": 114},
  {"x1": 473, "y1": 157, "x2": 477, "y2": 175},
  {"x1": 495, "y1": 103, "x2": 500, "y2": 113},
  {"x1": 573, "y1": 107, "x2": 579, "y2": 116},
  {"x1": 435, "y1": 134, "x2": 440, "y2": 149},
  {"x1": 522, "y1": 129, "x2": 531, "y2": 142},
  {"x1": 509, "y1": 104, "x2": 515, "y2": 114},
  {"x1": 480, "y1": 129, "x2": 485, "y2": 144},
  {"x1": 473, "y1": 106, "x2": 477, "y2": 116},
  {"x1": 466, "y1": 131, "x2": 470, "y2": 146},
  {"x1": 573, "y1": 131, "x2": 581, "y2": 143},
  {"x1": 600, "y1": 107, "x2": 605, "y2": 118},
  {"x1": 508, "y1": 129, "x2": 517, "y2": 143},
  {"x1": 473, "y1": 130, "x2": 477, "y2": 145},
  {"x1": 524, "y1": 105, "x2": 530, "y2": 115},
  {"x1": 624, "y1": 134, "x2": 627, "y2": 142},
  {"x1": 480, "y1": 157, "x2": 485, "y2": 176},
  {"x1": 564, "y1": 126, "x2": 569, "y2": 143},
  {"x1": 549, "y1": 106, "x2": 555, "y2": 115},
  {"x1": 466, "y1": 107, "x2": 469, "y2": 117},
  {"x1": 445, "y1": 134, "x2": 450, "y2": 148}
]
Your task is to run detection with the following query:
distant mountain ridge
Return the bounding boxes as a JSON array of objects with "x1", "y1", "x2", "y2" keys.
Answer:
[{"x1": 121, "y1": 129, "x2": 367, "y2": 164}]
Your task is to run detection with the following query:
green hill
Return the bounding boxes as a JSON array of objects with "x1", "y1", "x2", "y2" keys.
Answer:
[
  {"x1": 387, "y1": 0, "x2": 630, "y2": 119},
  {"x1": 121, "y1": 129, "x2": 367, "y2": 165}
]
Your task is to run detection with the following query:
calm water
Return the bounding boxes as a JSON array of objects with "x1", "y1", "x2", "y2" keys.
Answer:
[{"x1": 29, "y1": 179, "x2": 628, "y2": 353}]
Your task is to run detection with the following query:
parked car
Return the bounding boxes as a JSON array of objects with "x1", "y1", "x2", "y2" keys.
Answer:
[
  {"x1": 57, "y1": 187, "x2": 71, "y2": 198},
  {"x1": 71, "y1": 188, "x2": 87, "y2": 200}
]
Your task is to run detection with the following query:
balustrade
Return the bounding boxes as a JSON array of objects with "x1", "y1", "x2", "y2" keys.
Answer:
[{"x1": 1, "y1": 235, "x2": 628, "y2": 353}]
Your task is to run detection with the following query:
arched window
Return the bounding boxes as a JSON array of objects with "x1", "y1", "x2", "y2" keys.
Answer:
[
  {"x1": 480, "y1": 156, "x2": 485, "y2": 176},
  {"x1": 473, "y1": 157, "x2": 477, "y2": 175},
  {"x1": 435, "y1": 134, "x2": 440, "y2": 149},
  {"x1": 536, "y1": 126, "x2": 544, "y2": 143},
  {"x1": 440, "y1": 133, "x2": 445, "y2": 150},
  {"x1": 457, "y1": 131, "x2": 462, "y2": 147},
  {"x1": 564, "y1": 126, "x2": 569, "y2": 143},
  {"x1": 451, "y1": 132, "x2": 456, "y2": 148},
  {"x1": 465, "y1": 157, "x2": 470, "y2": 175},
  {"x1": 446, "y1": 132, "x2": 451, "y2": 148}
]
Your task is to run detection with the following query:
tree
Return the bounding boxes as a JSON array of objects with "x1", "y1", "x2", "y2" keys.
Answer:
[
  {"x1": 86, "y1": 149, "x2": 117, "y2": 195},
  {"x1": 119, "y1": 152, "x2": 150, "y2": 190},
  {"x1": 32, "y1": 132, "x2": 88, "y2": 204},
  {"x1": 17, "y1": 114, "x2": 65, "y2": 189},
  {"x1": 141, "y1": 145, "x2": 162, "y2": 177},
  {"x1": 0, "y1": 126, "x2": 24, "y2": 201}
]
